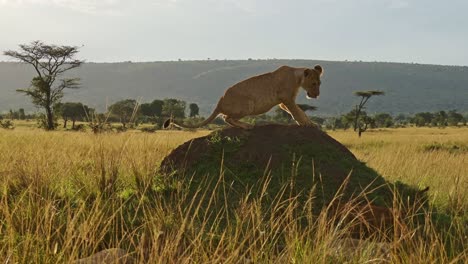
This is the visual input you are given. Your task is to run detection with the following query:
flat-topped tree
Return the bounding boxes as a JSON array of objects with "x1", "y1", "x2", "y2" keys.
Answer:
[
  {"x1": 3, "y1": 41, "x2": 83, "y2": 130},
  {"x1": 353, "y1": 90, "x2": 384, "y2": 137},
  {"x1": 59, "y1": 102, "x2": 92, "y2": 129}
]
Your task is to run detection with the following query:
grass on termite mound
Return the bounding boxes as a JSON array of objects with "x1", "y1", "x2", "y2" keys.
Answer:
[{"x1": 160, "y1": 125, "x2": 421, "y2": 212}]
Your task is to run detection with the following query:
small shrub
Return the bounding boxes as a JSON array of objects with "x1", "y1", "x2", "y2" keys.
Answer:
[
  {"x1": 140, "y1": 125, "x2": 159, "y2": 133},
  {"x1": 0, "y1": 120, "x2": 14, "y2": 129},
  {"x1": 36, "y1": 113, "x2": 58, "y2": 130},
  {"x1": 115, "y1": 125, "x2": 128, "y2": 132},
  {"x1": 422, "y1": 142, "x2": 467, "y2": 154},
  {"x1": 88, "y1": 122, "x2": 113, "y2": 133},
  {"x1": 71, "y1": 124, "x2": 86, "y2": 131}
]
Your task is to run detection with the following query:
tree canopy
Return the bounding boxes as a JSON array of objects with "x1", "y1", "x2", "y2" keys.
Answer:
[
  {"x1": 189, "y1": 103, "x2": 200, "y2": 117},
  {"x1": 3, "y1": 41, "x2": 83, "y2": 130},
  {"x1": 162, "y1": 98, "x2": 186, "y2": 119},
  {"x1": 353, "y1": 90, "x2": 385, "y2": 137},
  {"x1": 109, "y1": 99, "x2": 139, "y2": 128},
  {"x1": 140, "y1": 99, "x2": 163, "y2": 117},
  {"x1": 59, "y1": 102, "x2": 91, "y2": 128}
]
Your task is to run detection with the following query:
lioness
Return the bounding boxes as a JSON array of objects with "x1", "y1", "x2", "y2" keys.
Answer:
[{"x1": 163, "y1": 65, "x2": 323, "y2": 129}]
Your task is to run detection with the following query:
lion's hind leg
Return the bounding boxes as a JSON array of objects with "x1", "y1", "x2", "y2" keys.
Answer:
[
  {"x1": 279, "y1": 103, "x2": 292, "y2": 115},
  {"x1": 283, "y1": 101, "x2": 315, "y2": 127},
  {"x1": 224, "y1": 116, "x2": 253, "y2": 130}
]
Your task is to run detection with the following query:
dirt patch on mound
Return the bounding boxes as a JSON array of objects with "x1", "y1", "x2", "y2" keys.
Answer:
[{"x1": 161, "y1": 124, "x2": 355, "y2": 174}]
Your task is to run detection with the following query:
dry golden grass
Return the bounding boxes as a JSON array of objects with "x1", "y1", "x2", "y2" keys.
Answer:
[
  {"x1": 0, "y1": 125, "x2": 466, "y2": 263},
  {"x1": 329, "y1": 127, "x2": 468, "y2": 213},
  {"x1": 0, "y1": 128, "x2": 209, "y2": 182}
]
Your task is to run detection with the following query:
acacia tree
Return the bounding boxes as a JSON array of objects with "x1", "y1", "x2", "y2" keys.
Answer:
[
  {"x1": 3, "y1": 41, "x2": 83, "y2": 130},
  {"x1": 189, "y1": 103, "x2": 199, "y2": 117},
  {"x1": 109, "y1": 99, "x2": 140, "y2": 128},
  {"x1": 162, "y1": 98, "x2": 186, "y2": 119},
  {"x1": 140, "y1": 99, "x2": 164, "y2": 117},
  {"x1": 60, "y1": 102, "x2": 91, "y2": 129},
  {"x1": 447, "y1": 110, "x2": 465, "y2": 126},
  {"x1": 353, "y1": 90, "x2": 384, "y2": 137},
  {"x1": 373, "y1": 113, "x2": 394, "y2": 128}
]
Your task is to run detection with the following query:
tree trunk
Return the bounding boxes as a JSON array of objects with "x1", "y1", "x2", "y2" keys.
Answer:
[
  {"x1": 63, "y1": 119, "x2": 68, "y2": 128},
  {"x1": 45, "y1": 106, "x2": 54, "y2": 130},
  {"x1": 72, "y1": 120, "x2": 76, "y2": 129},
  {"x1": 354, "y1": 105, "x2": 360, "y2": 132}
]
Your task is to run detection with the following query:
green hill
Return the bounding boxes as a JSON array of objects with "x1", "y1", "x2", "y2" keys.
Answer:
[{"x1": 1, "y1": 60, "x2": 467, "y2": 116}]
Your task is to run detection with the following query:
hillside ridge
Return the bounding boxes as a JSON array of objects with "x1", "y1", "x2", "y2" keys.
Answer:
[{"x1": 1, "y1": 60, "x2": 467, "y2": 115}]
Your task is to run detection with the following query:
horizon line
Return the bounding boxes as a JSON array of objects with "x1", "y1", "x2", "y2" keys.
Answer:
[{"x1": 1, "y1": 58, "x2": 467, "y2": 68}]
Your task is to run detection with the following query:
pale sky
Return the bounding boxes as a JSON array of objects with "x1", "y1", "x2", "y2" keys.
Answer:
[{"x1": 1, "y1": 0, "x2": 467, "y2": 65}]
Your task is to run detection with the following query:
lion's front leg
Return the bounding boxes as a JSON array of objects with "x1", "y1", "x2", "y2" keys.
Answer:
[{"x1": 283, "y1": 101, "x2": 315, "y2": 127}]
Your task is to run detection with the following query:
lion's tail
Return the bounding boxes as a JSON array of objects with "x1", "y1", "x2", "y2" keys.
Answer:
[{"x1": 163, "y1": 107, "x2": 220, "y2": 129}]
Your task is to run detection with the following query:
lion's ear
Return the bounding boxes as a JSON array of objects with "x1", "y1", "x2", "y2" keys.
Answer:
[
  {"x1": 314, "y1": 65, "x2": 323, "y2": 76},
  {"x1": 304, "y1": 69, "x2": 312, "y2": 77}
]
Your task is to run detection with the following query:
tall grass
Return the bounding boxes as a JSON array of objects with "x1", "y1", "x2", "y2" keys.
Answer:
[
  {"x1": 0, "y1": 127, "x2": 466, "y2": 263},
  {"x1": 329, "y1": 127, "x2": 468, "y2": 214}
]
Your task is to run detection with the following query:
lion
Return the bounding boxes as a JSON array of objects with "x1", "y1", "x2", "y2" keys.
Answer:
[{"x1": 163, "y1": 65, "x2": 324, "y2": 129}]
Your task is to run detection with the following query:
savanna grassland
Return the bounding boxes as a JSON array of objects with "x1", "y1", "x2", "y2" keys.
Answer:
[
  {"x1": 0, "y1": 125, "x2": 466, "y2": 263},
  {"x1": 329, "y1": 127, "x2": 468, "y2": 215}
]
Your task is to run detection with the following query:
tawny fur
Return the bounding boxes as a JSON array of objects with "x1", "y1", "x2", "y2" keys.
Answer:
[{"x1": 164, "y1": 65, "x2": 324, "y2": 129}]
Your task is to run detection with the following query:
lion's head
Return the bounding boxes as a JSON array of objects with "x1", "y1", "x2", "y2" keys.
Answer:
[{"x1": 301, "y1": 65, "x2": 323, "y2": 99}]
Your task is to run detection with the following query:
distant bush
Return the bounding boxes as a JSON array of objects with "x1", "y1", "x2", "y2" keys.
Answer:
[
  {"x1": 422, "y1": 142, "x2": 467, "y2": 154},
  {"x1": 88, "y1": 122, "x2": 113, "y2": 134},
  {"x1": 71, "y1": 124, "x2": 86, "y2": 132},
  {"x1": 140, "y1": 125, "x2": 158, "y2": 133},
  {"x1": 36, "y1": 113, "x2": 58, "y2": 130},
  {"x1": 115, "y1": 125, "x2": 128, "y2": 133},
  {"x1": 0, "y1": 120, "x2": 14, "y2": 129}
]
